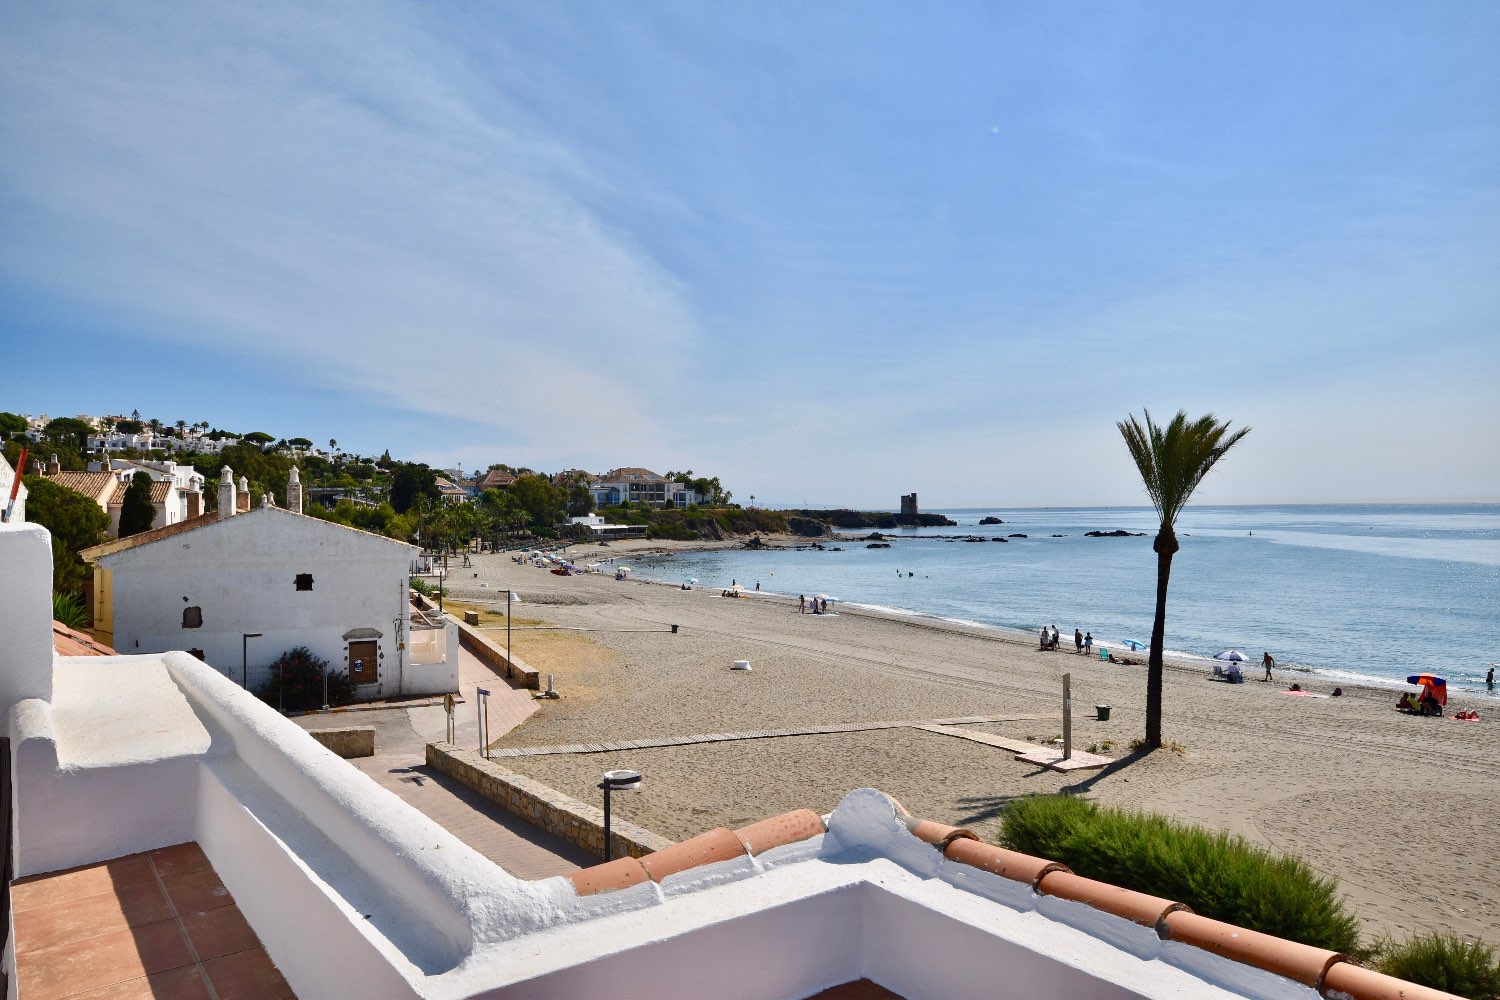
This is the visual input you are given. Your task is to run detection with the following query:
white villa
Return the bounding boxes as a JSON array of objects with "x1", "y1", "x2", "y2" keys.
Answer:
[
  {"x1": 79, "y1": 466, "x2": 457, "y2": 699},
  {"x1": 0, "y1": 514, "x2": 1454, "y2": 998}
]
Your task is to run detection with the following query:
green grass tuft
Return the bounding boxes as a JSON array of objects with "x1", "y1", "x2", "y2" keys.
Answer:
[
  {"x1": 998, "y1": 795, "x2": 1361, "y2": 954},
  {"x1": 1375, "y1": 932, "x2": 1500, "y2": 999}
]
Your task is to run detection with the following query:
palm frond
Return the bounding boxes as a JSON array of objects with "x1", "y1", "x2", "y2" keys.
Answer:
[{"x1": 1118, "y1": 409, "x2": 1250, "y2": 527}]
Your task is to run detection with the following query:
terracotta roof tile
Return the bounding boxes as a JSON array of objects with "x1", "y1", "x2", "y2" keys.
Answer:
[
  {"x1": 734, "y1": 810, "x2": 826, "y2": 856},
  {"x1": 1161, "y1": 909, "x2": 1343, "y2": 987},
  {"x1": 639, "y1": 827, "x2": 745, "y2": 883},
  {"x1": 942, "y1": 838, "x2": 1068, "y2": 888},
  {"x1": 1320, "y1": 960, "x2": 1462, "y2": 1000},
  {"x1": 51, "y1": 622, "x2": 117, "y2": 657},
  {"x1": 108, "y1": 480, "x2": 176, "y2": 505},
  {"x1": 568, "y1": 856, "x2": 650, "y2": 897},
  {"x1": 1035, "y1": 869, "x2": 1186, "y2": 930},
  {"x1": 41, "y1": 471, "x2": 116, "y2": 502}
]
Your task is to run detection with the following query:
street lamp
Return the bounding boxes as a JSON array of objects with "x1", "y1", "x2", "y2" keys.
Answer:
[
  {"x1": 241, "y1": 632, "x2": 262, "y2": 691},
  {"x1": 598, "y1": 768, "x2": 643, "y2": 862},
  {"x1": 505, "y1": 590, "x2": 522, "y2": 669}
]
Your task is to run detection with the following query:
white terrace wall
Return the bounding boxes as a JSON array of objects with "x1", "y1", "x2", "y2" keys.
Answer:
[{"x1": 96, "y1": 507, "x2": 416, "y2": 696}]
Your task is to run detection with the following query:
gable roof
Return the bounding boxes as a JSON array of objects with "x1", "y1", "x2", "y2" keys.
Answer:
[
  {"x1": 601, "y1": 467, "x2": 666, "y2": 483},
  {"x1": 108, "y1": 480, "x2": 177, "y2": 506},
  {"x1": 42, "y1": 471, "x2": 117, "y2": 504},
  {"x1": 80, "y1": 504, "x2": 417, "y2": 562},
  {"x1": 478, "y1": 469, "x2": 516, "y2": 489}
]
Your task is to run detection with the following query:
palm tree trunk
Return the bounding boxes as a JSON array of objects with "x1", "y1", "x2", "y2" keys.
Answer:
[{"x1": 1146, "y1": 528, "x2": 1179, "y2": 749}]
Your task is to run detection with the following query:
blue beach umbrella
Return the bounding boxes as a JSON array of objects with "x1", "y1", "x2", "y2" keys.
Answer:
[
  {"x1": 1121, "y1": 639, "x2": 1147, "y2": 650},
  {"x1": 1214, "y1": 650, "x2": 1246, "y2": 662}
]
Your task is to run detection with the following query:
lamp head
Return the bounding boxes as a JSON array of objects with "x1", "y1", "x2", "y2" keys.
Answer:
[{"x1": 602, "y1": 768, "x2": 643, "y2": 792}]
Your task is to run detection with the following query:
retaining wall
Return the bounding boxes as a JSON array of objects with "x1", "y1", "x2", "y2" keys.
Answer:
[
  {"x1": 426, "y1": 742, "x2": 674, "y2": 860},
  {"x1": 307, "y1": 727, "x2": 375, "y2": 758},
  {"x1": 453, "y1": 618, "x2": 540, "y2": 690}
]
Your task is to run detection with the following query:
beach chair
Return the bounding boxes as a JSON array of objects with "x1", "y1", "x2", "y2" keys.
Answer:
[{"x1": 1098, "y1": 647, "x2": 1109, "y2": 661}]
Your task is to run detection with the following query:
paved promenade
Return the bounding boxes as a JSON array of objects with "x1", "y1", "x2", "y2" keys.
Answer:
[{"x1": 295, "y1": 644, "x2": 594, "y2": 879}]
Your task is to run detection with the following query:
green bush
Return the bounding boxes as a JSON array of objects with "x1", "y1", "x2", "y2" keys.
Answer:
[
  {"x1": 1375, "y1": 933, "x2": 1500, "y2": 998},
  {"x1": 51, "y1": 590, "x2": 92, "y2": 630},
  {"x1": 255, "y1": 646, "x2": 352, "y2": 713},
  {"x1": 999, "y1": 795, "x2": 1361, "y2": 954}
]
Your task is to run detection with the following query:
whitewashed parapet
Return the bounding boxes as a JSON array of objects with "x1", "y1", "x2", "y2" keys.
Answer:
[{"x1": 426, "y1": 742, "x2": 674, "y2": 860}]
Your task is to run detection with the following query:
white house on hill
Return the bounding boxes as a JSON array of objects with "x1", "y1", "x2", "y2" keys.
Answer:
[{"x1": 81, "y1": 466, "x2": 456, "y2": 700}]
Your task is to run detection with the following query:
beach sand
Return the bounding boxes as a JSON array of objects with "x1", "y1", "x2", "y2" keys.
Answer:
[{"x1": 446, "y1": 540, "x2": 1498, "y2": 945}]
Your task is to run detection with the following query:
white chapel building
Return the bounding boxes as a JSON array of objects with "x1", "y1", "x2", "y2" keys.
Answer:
[{"x1": 81, "y1": 465, "x2": 457, "y2": 699}]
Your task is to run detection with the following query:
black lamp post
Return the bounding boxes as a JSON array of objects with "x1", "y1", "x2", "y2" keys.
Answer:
[
  {"x1": 241, "y1": 632, "x2": 262, "y2": 690},
  {"x1": 598, "y1": 769, "x2": 643, "y2": 862}
]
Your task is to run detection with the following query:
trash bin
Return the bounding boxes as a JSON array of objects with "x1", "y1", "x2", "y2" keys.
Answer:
[{"x1": 1096, "y1": 704, "x2": 1111, "y2": 721}]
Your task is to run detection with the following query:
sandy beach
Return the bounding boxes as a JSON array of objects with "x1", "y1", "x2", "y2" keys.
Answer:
[{"x1": 443, "y1": 539, "x2": 1498, "y2": 946}]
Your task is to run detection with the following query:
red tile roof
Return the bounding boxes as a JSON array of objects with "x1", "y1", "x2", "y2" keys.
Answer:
[
  {"x1": 51, "y1": 622, "x2": 117, "y2": 656},
  {"x1": 41, "y1": 471, "x2": 117, "y2": 504},
  {"x1": 80, "y1": 512, "x2": 218, "y2": 560},
  {"x1": 565, "y1": 796, "x2": 1463, "y2": 1000},
  {"x1": 108, "y1": 480, "x2": 176, "y2": 505}
]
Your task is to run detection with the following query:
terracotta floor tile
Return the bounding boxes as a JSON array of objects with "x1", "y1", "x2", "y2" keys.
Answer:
[
  {"x1": 67, "y1": 965, "x2": 214, "y2": 1000},
  {"x1": 181, "y1": 905, "x2": 259, "y2": 963},
  {"x1": 12, "y1": 854, "x2": 157, "y2": 912},
  {"x1": 14, "y1": 881, "x2": 173, "y2": 955},
  {"x1": 201, "y1": 947, "x2": 294, "y2": 1000},
  {"x1": 18, "y1": 918, "x2": 194, "y2": 999},
  {"x1": 148, "y1": 843, "x2": 211, "y2": 879},
  {"x1": 160, "y1": 869, "x2": 233, "y2": 915}
]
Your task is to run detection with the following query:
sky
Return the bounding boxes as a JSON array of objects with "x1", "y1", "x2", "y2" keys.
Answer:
[{"x1": 2, "y1": 2, "x2": 1497, "y2": 508}]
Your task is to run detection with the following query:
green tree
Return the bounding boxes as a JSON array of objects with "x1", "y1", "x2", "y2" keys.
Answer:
[
  {"x1": 21, "y1": 475, "x2": 110, "y2": 594},
  {"x1": 509, "y1": 473, "x2": 564, "y2": 528},
  {"x1": 242, "y1": 431, "x2": 275, "y2": 448},
  {"x1": 1118, "y1": 410, "x2": 1249, "y2": 749},
  {"x1": 118, "y1": 472, "x2": 156, "y2": 537},
  {"x1": 566, "y1": 482, "x2": 593, "y2": 517},
  {"x1": 389, "y1": 463, "x2": 440, "y2": 514},
  {"x1": 175, "y1": 419, "x2": 188, "y2": 437},
  {"x1": 0, "y1": 412, "x2": 26, "y2": 439},
  {"x1": 116, "y1": 418, "x2": 144, "y2": 434},
  {"x1": 44, "y1": 417, "x2": 93, "y2": 452}
]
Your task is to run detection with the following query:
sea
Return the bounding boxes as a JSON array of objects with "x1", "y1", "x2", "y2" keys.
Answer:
[{"x1": 628, "y1": 504, "x2": 1500, "y2": 697}]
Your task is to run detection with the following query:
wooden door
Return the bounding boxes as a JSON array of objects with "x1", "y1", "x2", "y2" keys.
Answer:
[{"x1": 348, "y1": 640, "x2": 378, "y2": 685}]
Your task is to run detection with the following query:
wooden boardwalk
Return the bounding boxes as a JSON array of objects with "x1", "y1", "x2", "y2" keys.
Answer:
[{"x1": 487, "y1": 715, "x2": 1047, "y2": 757}]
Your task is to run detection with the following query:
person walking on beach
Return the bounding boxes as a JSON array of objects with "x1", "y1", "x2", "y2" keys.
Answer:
[
  {"x1": 1084, "y1": 632, "x2": 1093, "y2": 655},
  {"x1": 799, "y1": 594, "x2": 806, "y2": 614},
  {"x1": 1074, "y1": 629, "x2": 1083, "y2": 653},
  {"x1": 1263, "y1": 651, "x2": 1275, "y2": 681},
  {"x1": 1051, "y1": 625, "x2": 1060, "y2": 651},
  {"x1": 1039, "y1": 627, "x2": 1049, "y2": 650}
]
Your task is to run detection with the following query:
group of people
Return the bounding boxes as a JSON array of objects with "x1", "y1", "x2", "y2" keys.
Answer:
[
  {"x1": 798, "y1": 594, "x2": 830, "y2": 615},
  {"x1": 1038, "y1": 625, "x2": 1093, "y2": 654}
]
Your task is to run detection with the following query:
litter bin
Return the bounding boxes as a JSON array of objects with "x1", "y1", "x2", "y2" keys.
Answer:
[{"x1": 1096, "y1": 704, "x2": 1111, "y2": 721}]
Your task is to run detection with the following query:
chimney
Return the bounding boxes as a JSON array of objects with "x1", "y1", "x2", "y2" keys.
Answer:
[
  {"x1": 287, "y1": 466, "x2": 303, "y2": 514},
  {"x1": 46, "y1": 454, "x2": 60, "y2": 476},
  {"x1": 261, "y1": 493, "x2": 273, "y2": 509},
  {"x1": 237, "y1": 476, "x2": 250, "y2": 512},
  {"x1": 218, "y1": 467, "x2": 235, "y2": 520}
]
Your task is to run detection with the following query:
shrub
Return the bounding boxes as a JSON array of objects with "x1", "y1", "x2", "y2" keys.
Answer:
[
  {"x1": 51, "y1": 590, "x2": 92, "y2": 630},
  {"x1": 255, "y1": 646, "x2": 352, "y2": 713},
  {"x1": 409, "y1": 577, "x2": 432, "y2": 596},
  {"x1": 998, "y1": 795, "x2": 1361, "y2": 954},
  {"x1": 1375, "y1": 932, "x2": 1500, "y2": 998}
]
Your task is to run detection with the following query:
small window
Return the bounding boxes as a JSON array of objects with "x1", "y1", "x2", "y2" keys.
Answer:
[
  {"x1": 188, "y1": 649, "x2": 205, "y2": 661},
  {"x1": 295, "y1": 573, "x2": 313, "y2": 591},
  {"x1": 182, "y1": 607, "x2": 202, "y2": 629}
]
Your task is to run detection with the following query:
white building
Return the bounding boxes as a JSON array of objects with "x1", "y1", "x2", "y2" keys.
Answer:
[
  {"x1": 591, "y1": 467, "x2": 698, "y2": 508},
  {"x1": 0, "y1": 518, "x2": 1454, "y2": 1000},
  {"x1": 80, "y1": 466, "x2": 456, "y2": 699},
  {"x1": 0, "y1": 450, "x2": 25, "y2": 523}
]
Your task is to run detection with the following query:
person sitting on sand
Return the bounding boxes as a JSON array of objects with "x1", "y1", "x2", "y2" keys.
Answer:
[
  {"x1": 1331, "y1": 687, "x2": 1344, "y2": 697},
  {"x1": 1287, "y1": 683, "x2": 1302, "y2": 692},
  {"x1": 1039, "y1": 627, "x2": 1049, "y2": 650}
]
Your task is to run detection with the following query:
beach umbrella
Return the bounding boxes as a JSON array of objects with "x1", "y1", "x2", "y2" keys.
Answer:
[
  {"x1": 1408, "y1": 674, "x2": 1447, "y2": 706},
  {"x1": 1121, "y1": 639, "x2": 1147, "y2": 650},
  {"x1": 1214, "y1": 650, "x2": 1246, "y2": 662}
]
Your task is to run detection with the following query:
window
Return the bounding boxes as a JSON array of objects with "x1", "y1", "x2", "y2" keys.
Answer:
[
  {"x1": 182, "y1": 607, "x2": 202, "y2": 629},
  {"x1": 295, "y1": 573, "x2": 313, "y2": 591}
]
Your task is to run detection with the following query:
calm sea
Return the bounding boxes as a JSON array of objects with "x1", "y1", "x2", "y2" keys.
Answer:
[{"x1": 630, "y1": 504, "x2": 1500, "y2": 696}]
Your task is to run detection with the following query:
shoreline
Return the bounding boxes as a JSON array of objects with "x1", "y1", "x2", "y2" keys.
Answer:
[{"x1": 565, "y1": 535, "x2": 1488, "y2": 700}]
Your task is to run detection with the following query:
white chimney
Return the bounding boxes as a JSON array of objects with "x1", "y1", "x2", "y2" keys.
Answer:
[
  {"x1": 237, "y1": 476, "x2": 250, "y2": 512},
  {"x1": 287, "y1": 466, "x2": 303, "y2": 514},
  {"x1": 218, "y1": 467, "x2": 235, "y2": 520}
]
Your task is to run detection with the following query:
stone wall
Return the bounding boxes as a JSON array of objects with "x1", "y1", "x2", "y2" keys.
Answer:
[
  {"x1": 308, "y1": 727, "x2": 375, "y2": 759},
  {"x1": 453, "y1": 616, "x2": 540, "y2": 690},
  {"x1": 426, "y1": 742, "x2": 673, "y2": 860}
]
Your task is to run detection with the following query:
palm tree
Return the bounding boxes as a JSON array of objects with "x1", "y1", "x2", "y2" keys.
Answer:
[{"x1": 1118, "y1": 409, "x2": 1250, "y2": 749}]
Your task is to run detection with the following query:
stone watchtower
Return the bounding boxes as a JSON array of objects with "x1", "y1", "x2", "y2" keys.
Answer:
[{"x1": 900, "y1": 493, "x2": 919, "y2": 518}]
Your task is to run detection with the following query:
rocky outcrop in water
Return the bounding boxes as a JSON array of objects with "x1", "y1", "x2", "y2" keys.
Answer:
[{"x1": 1085, "y1": 530, "x2": 1145, "y2": 537}]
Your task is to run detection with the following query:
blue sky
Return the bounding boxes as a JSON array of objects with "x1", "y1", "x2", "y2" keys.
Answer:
[{"x1": 2, "y1": 2, "x2": 1496, "y2": 507}]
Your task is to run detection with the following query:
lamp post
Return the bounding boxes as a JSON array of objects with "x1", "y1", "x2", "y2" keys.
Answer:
[
  {"x1": 505, "y1": 590, "x2": 522, "y2": 669},
  {"x1": 598, "y1": 769, "x2": 643, "y2": 862},
  {"x1": 241, "y1": 633, "x2": 262, "y2": 691}
]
